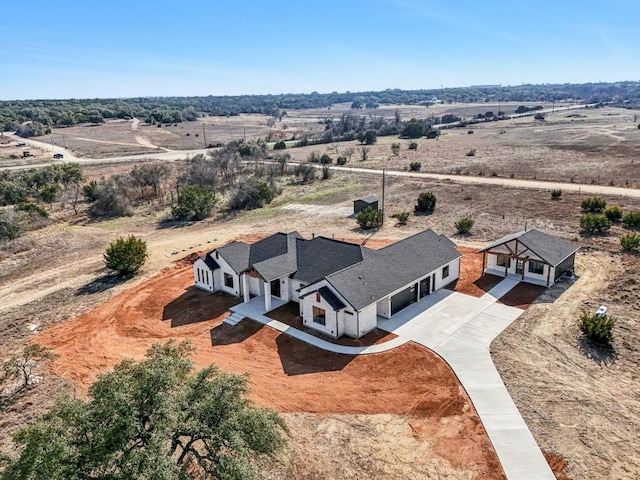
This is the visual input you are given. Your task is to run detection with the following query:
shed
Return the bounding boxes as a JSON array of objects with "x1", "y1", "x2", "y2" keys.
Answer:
[{"x1": 353, "y1": 195, "x2": 379, "y2": 215}]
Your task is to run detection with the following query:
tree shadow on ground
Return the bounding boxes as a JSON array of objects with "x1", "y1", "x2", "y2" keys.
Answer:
[
  {"x1": 76, "y1": 273, "x2": 132, "y2": 295},
  {"x1": 157, "y1": 218, "x2": 194, "y2": 230},
  {"x1": 275, "y1": 334, "x2": 354, "y2": 376},
  {"x1": 162, "y1": 288, "x2": 240, "y2": 328},
  {"x1": 210, "y1": 319, "x2": 263, "y2": 346},
  {"x1": 578, "y1": 336, "x2": 617, "y2": 366}
]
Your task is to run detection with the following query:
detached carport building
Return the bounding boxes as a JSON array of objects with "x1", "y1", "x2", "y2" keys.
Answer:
[
  {"x1": 194, "y1": 229, "x2": 461, "y2": 339},
  {"x1": 479, "y1": 229, "x2": 579, "y2": 286}
]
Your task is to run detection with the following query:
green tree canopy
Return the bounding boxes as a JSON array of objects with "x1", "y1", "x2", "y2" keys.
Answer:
[
  {"x1": 172, "y1": 185, "x2": 217, "y2": 220},
  {"x1": 104, "y1": 235, "x2": 148, "y2": 274},
  {"x1": 400, "y1": 118, "x2": 426, "y2": 138},
  {"x1": 0, "y1": 341, "x2": 285, "y2": 480}
]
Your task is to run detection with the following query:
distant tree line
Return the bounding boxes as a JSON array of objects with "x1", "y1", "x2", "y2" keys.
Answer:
[{"x1": 3, "y1": 81, "x2": 640, "y2": 136}]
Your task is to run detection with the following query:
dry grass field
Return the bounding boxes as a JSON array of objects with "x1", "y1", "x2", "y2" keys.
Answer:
[
  {"x1": 3, "y1": 104, "x2": 640, "y2": 479},
  {"x1": 284, "y1": 107, "x2": 640, "y2": 186},
  {"x1": 0, "y1": 135, "x2": 55, "y2": 167}
]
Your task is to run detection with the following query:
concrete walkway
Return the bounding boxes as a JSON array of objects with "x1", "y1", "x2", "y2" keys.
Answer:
[
  {"x1": 377, "y1": 282, "x2": 556, "y2": 480},
  {"x1": 229, "y1": 279, "x2": 555, "y2": 479},
  {"x1": 229, "y1": 302, "x2": 410, "y2": 355}
]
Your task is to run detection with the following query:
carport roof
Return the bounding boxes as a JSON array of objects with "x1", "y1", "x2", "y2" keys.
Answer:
[{"x1": 479, "y1": 229, "x2": 579, "y2": 266}]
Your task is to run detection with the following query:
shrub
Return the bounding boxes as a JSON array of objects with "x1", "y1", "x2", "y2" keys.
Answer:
[
  {"x1": 551, "y1": 189, "x2": 562, "y2": 200},
  {"x1": 336, "y1": 156, "x2": 347, "y2": 165},
  {"x1": 391, "y1": 142, "x2": 401, "y2": 155},
  {"x1": 229, "y1": 177, "x2": 275, "y2": 210},
  {"x1": 620, "y1": 232, "x2": 640, "y2": 251},
  {"x1": 293, "y1": 162, "x2": 316, "y2": 183},
  {"x1": 321, "y1": 165, "x2": 332, "y2": 180},
  {"x1": 319, "y1": 153, "x2": 332, "y2": 164},
  {"x1": 415, "y1": 191, "x2": 437, "y2": 212},
  {"x1": 622, "y1": 210, "x2": 640, "y2": 228},
  {"x1": 104, "y1": 235, "x2": 148, "y2": 275},
  {"x1": 425, "y1": 129, "x2": 440, "y2": 139},
  {"x1": 454, "y1": 216, "x2": 475, "y2": 234},
  {"x1": 273, "y1": 140, "x2": 287, "y2": 150},
  {"x1": 82, "y1": 180, "x2": 98, "y2": 201},
  {"x1": 408, "y1": 141, "x2": 418, "y2": 150},
  {"x1": 172, "y1": 185, "x2": 217, "y2": 220},
  {"x1": 0, "y1": 209, "x2": 23, "y2": 240},
  {"x1": 580, "y1": 213, "x2": 611, "y2": 233},
  {"x1": 391, "y1": 211, "x2": 410, "y2": 225},
  {"x1": 579, "y1": 312, "x2": 615, "y2": 346},
  {"x1": 581, "y1": 196, "x2": 606, "y2": 212},
  {"x1": 603, "y1": 205, "x2": 623, "y2": 222},
  {"x1": 356, "y1": 206, "x2": 383, "y2": 229},
  {"x1": 409, "y1": 162, "x2": 422, "y2": 172},
  {"x1": 466, "y1": 149, "x2": 476, "y2": 157},
  {"x1": 16, "y1": 202, "x2": 48, "y2": 217}
]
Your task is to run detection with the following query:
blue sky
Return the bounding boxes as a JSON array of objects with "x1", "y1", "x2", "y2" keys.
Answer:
[{"x1": 1, "y1": 0, "x2": 638, "y2": 100}]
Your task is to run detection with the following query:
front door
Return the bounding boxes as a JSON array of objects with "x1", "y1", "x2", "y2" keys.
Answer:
[
  {"x1": 419, "y1": 277, "x2": 430, "y2": 298},
  {"x1": 516, "y1": 259, "x2": 524, "y2": 275},
  {"x1": 270, "y1": 279, "x2": 281, "y2": 298}
]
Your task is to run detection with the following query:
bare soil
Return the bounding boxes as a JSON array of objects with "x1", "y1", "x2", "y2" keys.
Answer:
[
  {"x1": 30, "y1": 255, "x2": 505, "y2": 479},
  {"x1": 492, "y1": 251, "x2": 640, "y2": 480}
]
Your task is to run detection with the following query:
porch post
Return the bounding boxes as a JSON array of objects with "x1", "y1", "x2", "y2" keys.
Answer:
[
  {"x1": 242, "y1": 274, "x2": 250, "y2": 303},
  {"x1": 482, "y1": 251, "x2": 486, "y2": 276},
  {"x1": 264, "y1": 280, "x2": 272, "y2": 311},
  {"x1": 546, "y1": 264, "x2": 551, "y2": 286}
]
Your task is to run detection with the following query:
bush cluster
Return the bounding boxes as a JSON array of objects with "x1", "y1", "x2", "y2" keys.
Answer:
[
  {"x1": 620, "y1": 232, "x2": 640, "y2": 251},
  {"x1": 104, "y1": 235, "x2": 148, "y2": 275},
  {"x1": 415, "y1": 191, "x2": 437, "y2": 212},
  {"x1": 581, "y1": 196, "x2": 606, "y2": 212},
  {"x1": 454, "y1": 216, "x2": 475, "y2": 234},
  {"x1": 580, "y1": 213, "x2": 611, "y2": 233},
  {"x1": 356, "y1": 206, "x2": 383, "y2": 229},
  {"x1": 579, "y1": 312, "x2": 615, "y2": 346}
]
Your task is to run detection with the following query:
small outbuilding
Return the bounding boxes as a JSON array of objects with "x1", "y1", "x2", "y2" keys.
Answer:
[
  {"x1": 353, "y1": 195, "x2": 379, "y2": 215},
  {"x1": 479, "y1": 229, "x2": 579, "y2": 286}
]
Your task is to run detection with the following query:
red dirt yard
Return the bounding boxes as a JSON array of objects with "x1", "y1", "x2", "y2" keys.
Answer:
[{"x1": 34, "y1": 240, "x2": 510, "y2": 479}]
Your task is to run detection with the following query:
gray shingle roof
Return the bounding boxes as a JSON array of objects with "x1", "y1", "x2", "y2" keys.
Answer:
[
  {"x1": 201, "y1": 254, "x2": 219, "y2": 270},
  {"x1": 355, "y1": 195, "x2": 378, "y2": 204},
  {"x1": 300, "y1": 286, "x2": 347, "y2": 311},
  {"x1": 216, "y1": 232, "x2": 301, "y2": 274},
  {"x1": 479, "y1": 229, "x2": 579, "y2": 266},
  {"x1": 326, "y1": 230, "x2": 461, "y2": 311},
  {"x1": 293, "y1": 237, "x2": 363, "y2": 284}
]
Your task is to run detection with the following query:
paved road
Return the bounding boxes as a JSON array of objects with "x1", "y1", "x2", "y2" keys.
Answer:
[{"x1": 378, "y1": 279, "x2": 556, "y2": 480}]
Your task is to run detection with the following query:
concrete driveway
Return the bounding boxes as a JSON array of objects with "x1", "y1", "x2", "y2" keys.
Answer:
[{"x1": 378, "y1": 280, "x2": 556, "y2": 480}]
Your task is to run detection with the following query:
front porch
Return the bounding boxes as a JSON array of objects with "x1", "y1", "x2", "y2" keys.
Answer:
[
  {"x1": 240, "y1": 294, "x2": 287, "y2": 314},
  {"x1": 483, "y1": 268, "x2": 550, "y2": 287}
]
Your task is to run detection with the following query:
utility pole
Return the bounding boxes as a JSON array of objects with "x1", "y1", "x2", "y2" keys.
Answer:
[
  {"x1": 202, "y1": 123, "x2": 207, "y2": 148},
  {"x1": 381, "y1": 168, "x2": 386, "y2": 226}
]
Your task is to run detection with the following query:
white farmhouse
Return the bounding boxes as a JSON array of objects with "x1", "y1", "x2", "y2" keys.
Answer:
[{"x1": 194, "y1": 229, "x2": 461, "y2": 339}]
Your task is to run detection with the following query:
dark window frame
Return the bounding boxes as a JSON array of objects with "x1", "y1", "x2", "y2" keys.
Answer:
[
  {"x1": 528, "y1": 261, "x2": 545, "y2": 275},
  {"x1": 312, "y1": 306, "x2": 326, "y2": 325},
  {"x1": 442, "y1": 265, "x2": 450, "y2": 279},
  {"x1": 224, "y1": 273, "x2": 234, "y2": 288}
]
